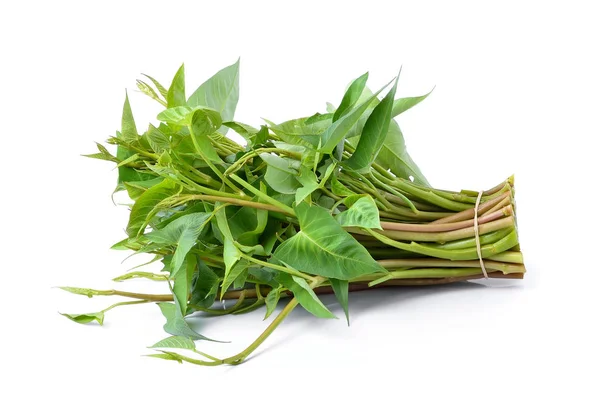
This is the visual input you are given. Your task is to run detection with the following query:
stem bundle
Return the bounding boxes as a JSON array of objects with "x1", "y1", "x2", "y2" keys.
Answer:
[{"x1": 62, "y1": 61, "x2": 525, "y2": 366}]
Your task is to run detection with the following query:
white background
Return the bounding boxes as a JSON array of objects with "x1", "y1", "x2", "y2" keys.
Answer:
[{"x1": 1, "y1": 1, "x2": 599, "y2": 416}]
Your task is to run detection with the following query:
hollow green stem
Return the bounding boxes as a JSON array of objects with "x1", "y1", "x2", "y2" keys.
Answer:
[
  {"x1": 365, "y1": 228, "x2": 520, "y2": 261},
  {"x1": 229, "y1": 174, "x2": 295, "y2": 216}
]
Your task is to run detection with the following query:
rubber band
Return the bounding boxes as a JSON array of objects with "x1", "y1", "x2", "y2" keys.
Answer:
[{"x1": 474, "y1": 190, "x2": 488, "y2": 278}]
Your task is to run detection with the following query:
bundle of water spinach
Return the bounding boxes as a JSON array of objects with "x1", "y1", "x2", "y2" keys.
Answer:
[{"x1": 61, "y1": 60, "x2": 525, "y2": 366}]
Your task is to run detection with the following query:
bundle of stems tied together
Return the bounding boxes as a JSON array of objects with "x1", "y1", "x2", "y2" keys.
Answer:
[{"x1": 60, "y1": 60, "x2": 525, "y2": 366}]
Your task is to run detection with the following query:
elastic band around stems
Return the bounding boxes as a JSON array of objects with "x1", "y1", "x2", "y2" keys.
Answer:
[{"x1": 474, "y1": 190, "x2": 488, "y2": 278}]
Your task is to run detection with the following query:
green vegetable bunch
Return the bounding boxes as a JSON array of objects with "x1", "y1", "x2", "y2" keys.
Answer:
[{"x1": 60, "y1": 60, "x2": 525, "y2": 366}]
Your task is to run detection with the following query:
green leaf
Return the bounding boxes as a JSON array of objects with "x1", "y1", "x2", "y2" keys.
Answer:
[
  {"x1": 122, "y1": 177, "x2": 164, "y2": 200},
  {"x1": 375, "y1": 120, "x2": 430, "y2": 186},
  {"x1": 391, "y1": 89, "x2": 433, "y2": 118},
  {"x1": 58, "y1": 287, "x2": 113, "y2": 297},
  {"x1": 190, "y1": 107, "x2": 223, "y2": 136},
  {"x1": 60, "y1": 311, "x2": 104, "y2": 325},
  {"x1": 330, "y1": 173, "x2": 353, "y2": 197},
  {"x1": 340, "y1": 86, "x2": 430, "y2": 186},
  {"x1": 126, "y1": 179, "x2": 180, "y2": 237},
  {"x1": 273, "y1": 203, "x2": 386, "y2": 280},
  {"x1": 167, "y1": 64, "x2": 186, "y2": 108},
  {"x1": 170, "y1": 254, "x2": 197, "y2": 315},
  {"x1": 333, "y1": 72, "x2": 369, "y2": 122},
  {"x1": 329, "y1": 278, "x2": 349, "y2": 325},
  {"x1": 223, "y1": 121, "x2": 259, "y2": 139},
  {"x1": 189, "y1": 110, "x2": 223, "y2": 163},
  {"x1": 345, "y1": 74, "x2": 398, "y2": 172},
  {"x1": 221, "y1": 258, "x2": 248, "y2": 295},
  {"x1": 146, "y1": 352, "x2": 183, "y2": 363},
  {"x1": 275, "y1": 273, "x2": 335, "y2": 319},
  {"x1": 150, "y1": 336, "x2": 196, "y2": 351},
  {"x1": 320, "y1": 81, "x2": 392, "y2": 154},
  {"x1": 142, "y1": 74, "x2": 168, "y2": 99},
  {"x1": 295, "y1": 167, "x2": 319, "y2": 205},
  {"x1": 305, "y1": 112, "x2": 333, "y2": 125},
  {"x1": 158, "y1": 302, "x2": 216, "y2": 341},
  {"x1": 336, "y1": 195, "x2": 382, "y2": 229},
  {"x1": 116, "y1": 153, "x2": 139, "y2": 168},
  {"x1": 112, "y1": 271, "x2": 168, "y2": 282},
  {"x1": 222, "y1": 239, "x2": 242, "y2": 295},
  {"x1": 250, "y1": 125, "x2": 270, "y2": 147},
  {"x1": 268, "y1": 117, "x2": 330, "y2": 146},
  {"x1": 190, "y1": 260, "x2": 221, "y2": 308},
  {"x1": 83, "y1": 142, "x2": 118, "y2": 163},
  {"x1": 264, "y1": 287, "x2": 281, "y2": 319},
  {"x1": 116, "y1": 146, "x2": 156, "y2": 194},
  {"x1": 228, "y1": 203, "x2": 269, "y2": 247},
  {"x1": 136, "y1": 79, "x2": 167, "y2": 106},
  {"x1": 157, "y1": 105, "x2": 219, "y2": 128},
  {"x1": 59, "y1": 300, "x2": 147, "y2": 325},
  {"x1": 146, "y1": 212, "x2": 212, "y2": 275},
  {"x1": 215, "y1": 205, "x2": 242, "y2": 294},
  {"x1": 121, "y1": 92, "x2": 138, "y2": 143},
  {"x1": 187, "y1": 59, "x2": 240, "y2": 133},
  {"x1": 146, "y1": 124, "x2": 170, "y2": 153},
  {"x1": 260, "y1": 153, "x2": 301, "y2": 194}
]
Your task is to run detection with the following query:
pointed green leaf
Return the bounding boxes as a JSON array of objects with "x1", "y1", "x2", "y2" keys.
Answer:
[
  {"x1": 157, "y1": 105, "x2": 219, "y2": 127},
  {"x1": 320, "y1": 81, "x2": 392, "y2": 154},
  {"x1": 305, "y1": 112, "x2": 333, "y2": 125},
  {"x1": 116, "y1": 146, "x2": 157, "y2": 193},
  {"x1": 275, "y1": 273, "x2": 335, "y2": 319},
  {"x1": 228, "y1": 201, "x2": 269, "y2": 247},
  {"x1": 329, "y1": 278, "x2": 349, "y2": 325},
  {"x1": 345, "y1": 74, "x2": 398, "y2": 172},
  {"x1": 336, "y1": 195, "x2": 382, "y2": 229},
  {"x1": 136, "y1": 79, "x2": 167, "y2": 106},
  {"x1": 150, "y1": 336, "x2": 196, "y2": 351},
  {"x1": 60, "y1": 311, "x2": 105, "y2": 325},
  {"x1": 190, "y1": 260, "x2": 221, "y2": 309},
  {"x1": 391, "y1": 89, "x2": 433, "y2": 118},
  {"x1": 121, "y1": 92, "x2": 137, "y2": 143},
  {"x1": 58, "y1": 287, "x2": 113, "y2": 297},
  {"x1": 295, "y1": 167, "x2": 319, "y2": 205},
  {"x1": 221, "y1": 258, "x2": 248, "y2": 295},
  {"x1": 83, "y1": 142, "x2": 118, "y2": 162},
  {"x1": 146, "y1": 352, "x2": 183, "y2": 363},
  {"x1": 375, "y1": 120, "x2": 430, "y2": 186},
  {"x1": 147, "y1": 124, "x2": 170, "y2": 153},
  {"x1": 122, "y1": 177, "x2": 164, "y2": 200},
  {"x1": 330, "y1": 173, "x2": 354, "y2": 197},
  {"x1": 157, "y1": 106, "x2": 194, "y2": 125},
  {"x1": 333, "y1": 72, "x2": 369, "y2": 122},
  {"x1": 167, "y1": 64, "x2": 186, "y2": 108},
  {"x1": 158, "y1": 302, "x2": 216, "y2": 341},
  {"x1": 273, "y1": 203, "x2": 386, "y2": 279},
  {"x1": 250, "y1": 125, "x2": 270, "y2": 147},
  {"x1": 142, "y1": 73, "x2": 168, "y2": 99},
  {"x1": 264, "y1": 287, "x2": 281, "y2": 319},
  {"x1": 267, "y1": 117, "x2": 330, "y2": 146},
  {"x1": 190, "y1": 107, "x2": 222, "y2": 136},
  {"x1": 223, "y1": 121, "x2": 259, "y2": 139},
  {"x1": 222, "y1": 239, "x2": 241, "y2": 295},
  {"x1": 215, "y1": 205, "x2": 242, "y2": 294},
  {"x1": 170, "y1": 254, "x2": 197, "y2": 315},
  {"x1": 189, "y1": 110, "x2": 223, "y2": 163},
  {"x1": 260, "y1": 153, "x2": 301, "y2": 194},
  {"x1": 146, "y1": 212, "x2": 212, "y2": 276},
  {"x1": 126, "y1": 179, "x2": 180, "y2": 237},
  {"x1": 187, "y1": 59, "x2": 240, "y2": 133}
]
